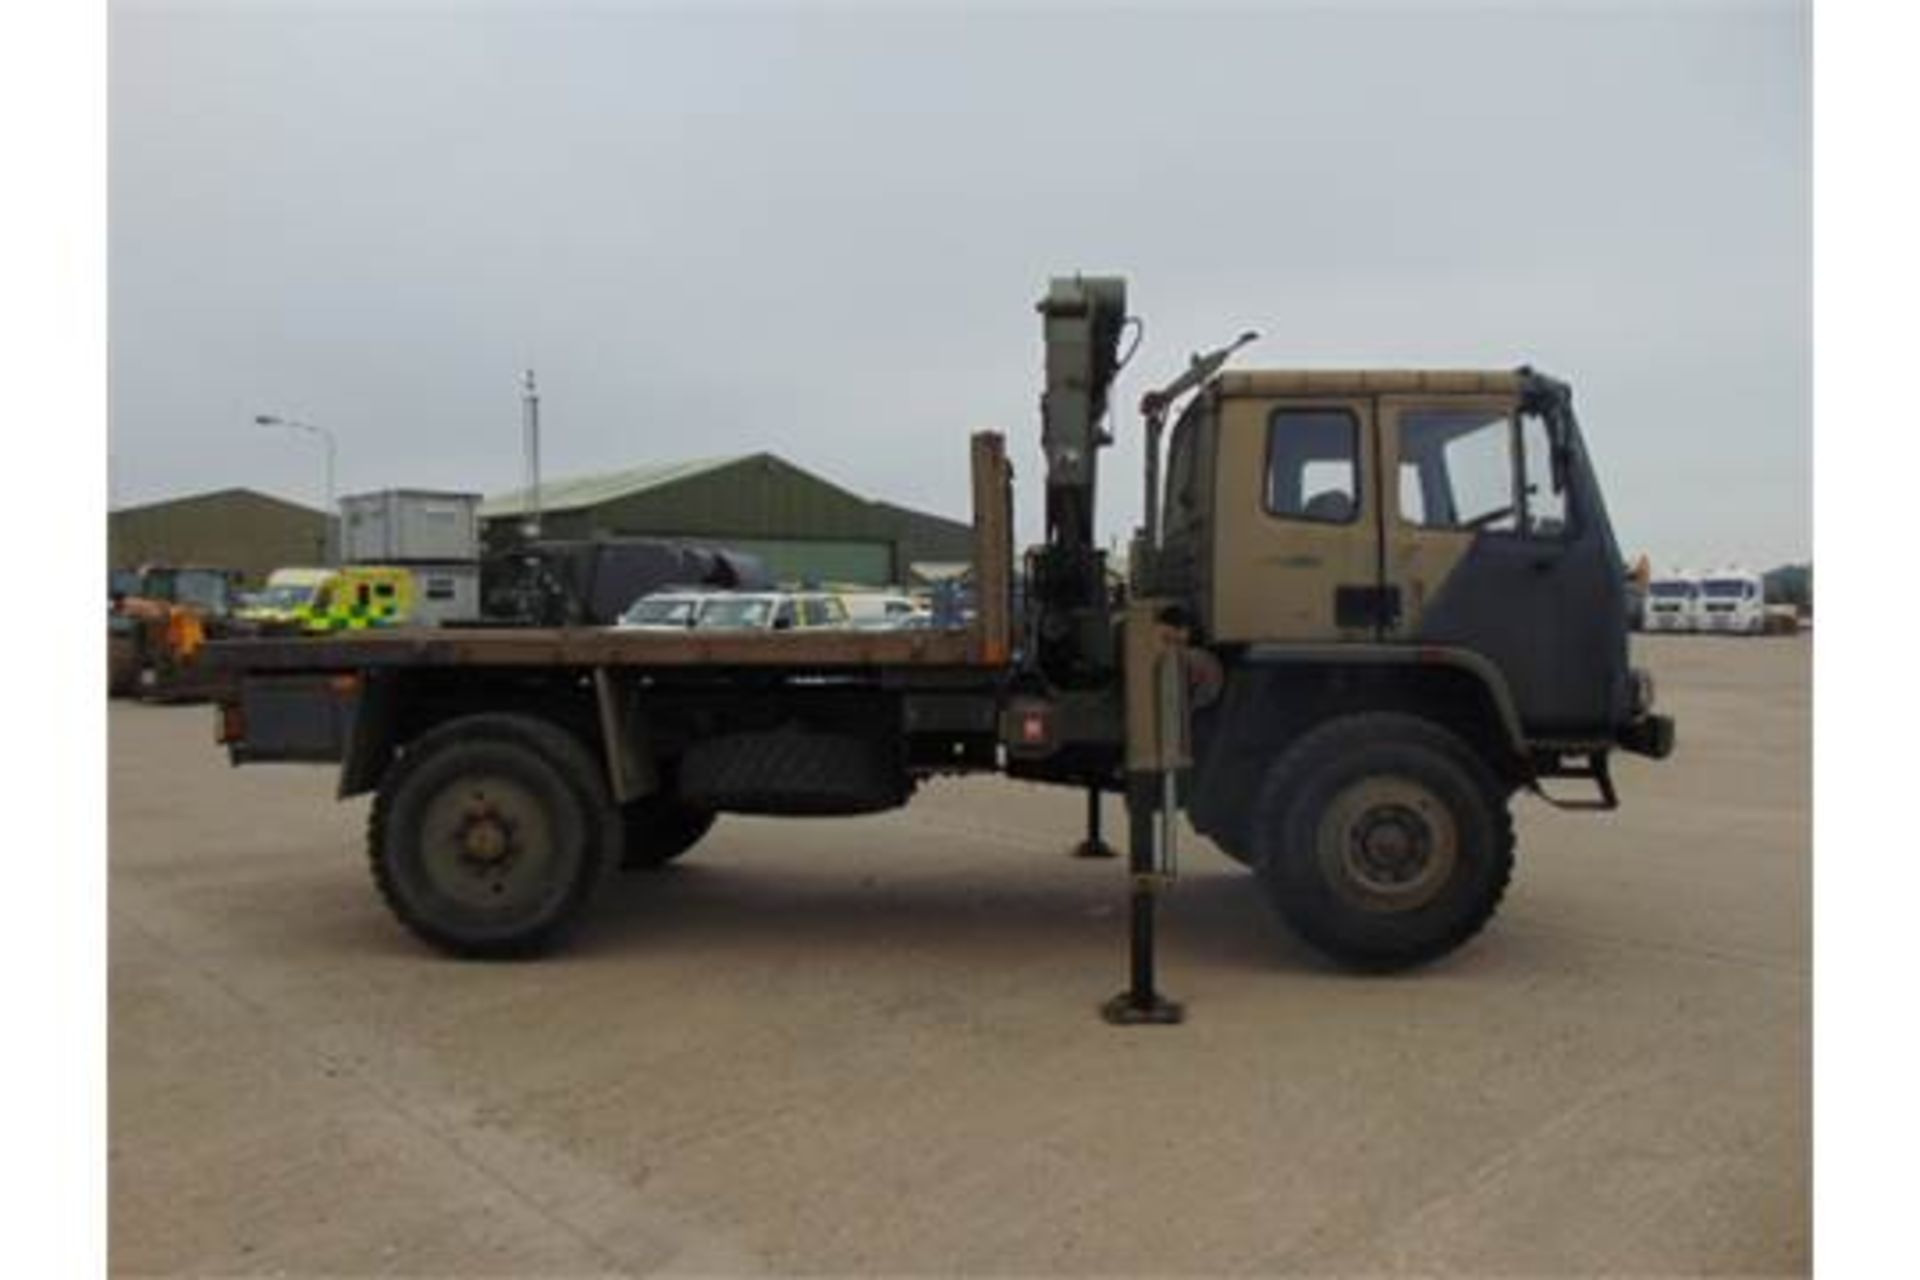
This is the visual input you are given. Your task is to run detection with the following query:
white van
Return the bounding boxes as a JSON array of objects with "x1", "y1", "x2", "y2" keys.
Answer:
[
  {"x1": 1644, "y1": 573, "x2": 1700, "y2": 633},
  {"x1": 1697, "y1": 569, "x2": 1766, "y2": 635},
  {"x1": 694, "y1": 591, "x2": 852, "y2": 632},
  {"x1": 840, "y1": 592, "x2": 928, "y2": 630}
]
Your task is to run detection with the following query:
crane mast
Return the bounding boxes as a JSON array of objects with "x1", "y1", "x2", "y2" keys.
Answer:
[{"x1": 1033, "y1": 275, "x2": 1130, "y2": 685}]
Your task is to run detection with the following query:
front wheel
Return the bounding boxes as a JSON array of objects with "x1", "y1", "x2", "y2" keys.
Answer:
[
  {"x1": 1251, "y1": 712, "x2": 1514, "y2": 971},
  {"x1": 369, "y1": 714, "x2": 618, "y2": 958}
]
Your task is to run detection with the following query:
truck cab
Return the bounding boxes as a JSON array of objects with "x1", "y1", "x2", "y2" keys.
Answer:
[
  {"x1": 1156, "y1": 370, "x2": 1645, "y2": 726},
  {"x1": 1697, "y1": 569, "x2": 1765, "y2": 634},
  {"x1": 1143, "y1": 366, "x2": 1668, "y2": 872},
  {"x1": 1644, "y1": 572, "x2": 1701, "y2": 633}
]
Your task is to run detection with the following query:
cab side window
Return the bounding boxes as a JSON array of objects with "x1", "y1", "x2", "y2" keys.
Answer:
[
  {"x1": 1518, "y1": 412, "x2": 1569, "y2": 537},
  {"x1": 1399, "y1": 407, "x2": 1572, "y2": 539},
  {"x1": 1396, "y1": 409, "x2": 1504, "y2": 535},
  {"x1": 1265, "y1": 409, "x2": 1359, "y2": 524}
]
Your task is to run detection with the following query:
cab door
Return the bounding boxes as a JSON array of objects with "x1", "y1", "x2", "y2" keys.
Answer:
[
  {"x1": 1209, "y1": 394, "x2": 1384, "y2": 643},
  {"x1": 1378, "y1": 394, "x2": 1594, "y2": 730}
]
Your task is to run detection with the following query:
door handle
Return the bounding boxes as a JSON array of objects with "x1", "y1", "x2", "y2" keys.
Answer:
[{"x1": 1335, "y1": 585, "x2": 1402, "y2": 629}]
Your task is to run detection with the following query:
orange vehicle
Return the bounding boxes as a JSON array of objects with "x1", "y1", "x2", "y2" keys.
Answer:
[{"x1": 108, "y1": 565, "x2": 244, "y2": 700}]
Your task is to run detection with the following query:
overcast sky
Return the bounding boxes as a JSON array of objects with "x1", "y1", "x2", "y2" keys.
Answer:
[{"x1": 110, "y1": 0, "x2": 1809, "y2": 569}]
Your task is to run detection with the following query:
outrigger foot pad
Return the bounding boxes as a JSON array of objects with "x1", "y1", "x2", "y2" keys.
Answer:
[{"x1": 1100, "y1": 992, "x2": 1185, "y2": 1026}]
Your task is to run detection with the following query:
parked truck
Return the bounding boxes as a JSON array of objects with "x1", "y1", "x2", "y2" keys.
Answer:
[
  {"x1": 1644, "y1": 571, "x2": 1702, "y2": 633},
  {"x1": 205, "y1": 276, "x2": 1673, "y2": 1016},
  {"x1": 1696, "y1": 568, "x2": 1766, "y2": 635}
]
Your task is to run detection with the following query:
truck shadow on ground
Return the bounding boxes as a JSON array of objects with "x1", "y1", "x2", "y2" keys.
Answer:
[
  {"x1": 579, "y1": 859, "x2": 1341, "y2": 977},
  {"x1": 224, "y1": 840, "x2": 1511, "y2": 985}
]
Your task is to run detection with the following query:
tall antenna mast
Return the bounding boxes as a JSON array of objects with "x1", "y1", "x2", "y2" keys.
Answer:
[{"x1": 520, "y1": 368, "x2": 542, "y2": 540}]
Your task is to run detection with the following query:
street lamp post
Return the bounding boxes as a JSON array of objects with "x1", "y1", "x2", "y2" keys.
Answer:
[{"x1": 254, "y1": 413, "x2": 338, "y2": 563}]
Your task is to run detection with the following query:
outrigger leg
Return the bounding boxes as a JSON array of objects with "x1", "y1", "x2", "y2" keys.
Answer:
[
  {"x1": 1071, "y1": 785, "x2": 1118, "y2": 859},
  {"x1": 1100, "y1": 774, "x2": 1184, "y2": 1025}
]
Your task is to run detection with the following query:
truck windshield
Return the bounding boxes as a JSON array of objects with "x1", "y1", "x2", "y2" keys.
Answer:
[
  {"x1": 257, "y1": 584, "x2": 317, "y2": 609},
  {"x1": 1649, "y1": 582, "x2": 1696, "y2": 599},
  {"x1": 1702, "y1": 579, "x2": 1753, "y2": 599}
]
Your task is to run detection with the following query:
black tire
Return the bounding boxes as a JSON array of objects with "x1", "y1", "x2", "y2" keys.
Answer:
[
  {"x1": 1250, "y1": 712, "x2": 1514, "y2": 971},
  {"x1": 620, "y1": 793, "x2": 716, "y2": 870},
  {"x1": 369, "y1": 713, "x2": 618, "y2": 958}
]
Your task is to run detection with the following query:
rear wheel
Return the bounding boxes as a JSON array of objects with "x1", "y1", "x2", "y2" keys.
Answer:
[
  {"x1": 620, "y1": 793, "x2": 716, "y2": 869},
  {"x1": 369, "y1": 714, "x2": 617, "y2": 958},
  {"x1": 1251, "y1": 712, "x2": 1513, "y2": 971}
]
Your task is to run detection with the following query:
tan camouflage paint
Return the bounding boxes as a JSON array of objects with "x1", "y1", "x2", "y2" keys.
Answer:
[
  {"x1": 1205, "y1": 372, "x2": 1522, "y2": 644},
  {"x1": 1208, "y1": 391, "x2": 1378, "y2": 643},
  {"x1": 1215, "y1": 369, "x2": 1523, "y2": 399},
  {"x1": 1123, "y1": 598, "x2": 1192, "y2": 772}
]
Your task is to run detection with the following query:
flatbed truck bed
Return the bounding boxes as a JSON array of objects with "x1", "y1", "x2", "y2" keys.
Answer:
[{"x1": 205, "y1": 623, "x2": 995, "y2": 674}]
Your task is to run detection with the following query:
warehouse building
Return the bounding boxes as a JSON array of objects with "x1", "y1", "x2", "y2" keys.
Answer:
[
  {"x1": 108, "y1": 487, "x2": 334, "y2": 585},
  {"x1": 479, "y1": 453, "x2": 972, "y2": 586}
]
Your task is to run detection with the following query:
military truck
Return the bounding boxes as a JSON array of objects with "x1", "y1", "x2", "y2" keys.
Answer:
[{"x1": 205, "y1": 276, "x2": 1672, "y2": 1015}]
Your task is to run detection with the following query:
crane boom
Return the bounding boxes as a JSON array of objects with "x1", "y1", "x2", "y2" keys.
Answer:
[{"x1": 1033, "y1": 275, "x2": 1130, "y2": 685}]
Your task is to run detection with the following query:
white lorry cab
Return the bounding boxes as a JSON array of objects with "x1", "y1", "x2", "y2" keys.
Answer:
[
  {"x1": 1697, "y1": 569, "x2": 1766, "y2": 635},
  {"x1": 1644, "y1": 572, "x2": 1701, "y2": 633}
]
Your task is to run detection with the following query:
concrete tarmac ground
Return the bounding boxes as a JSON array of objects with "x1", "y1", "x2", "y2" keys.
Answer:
[{"x1": 109, "y1": 633, "x2": 1809, "y2": 1277}]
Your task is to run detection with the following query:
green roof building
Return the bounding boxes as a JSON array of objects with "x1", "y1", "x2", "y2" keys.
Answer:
[
  {"x1": 479, "y1": 453, "x2": 970, "y2": 587},
  {"x1": 109, "y1": 488, "x2": 335, "y2": 586}
]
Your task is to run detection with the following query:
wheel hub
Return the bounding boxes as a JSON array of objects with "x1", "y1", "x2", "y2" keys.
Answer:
[
  {"x1": 1316, "y1": 776, "x2": 1460, "y2": 913},
  {"x1": 456, "y1": 808, "x2": 515, "y2": 865},
  {"x1": 1351, "y1": 804, "x2": 1432, "y2": 885},
  {"x1": 418, "y1": 775, "x2": 555, "y2": 909}
]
